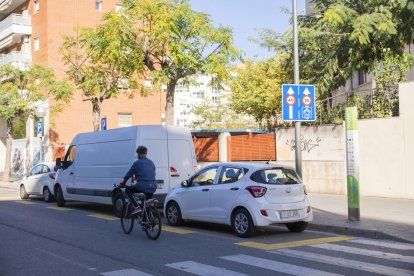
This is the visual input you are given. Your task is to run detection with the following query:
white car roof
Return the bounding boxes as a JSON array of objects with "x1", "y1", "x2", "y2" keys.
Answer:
[{"x1": 207, "y1": 162, "x2": 296, "y2": 171}]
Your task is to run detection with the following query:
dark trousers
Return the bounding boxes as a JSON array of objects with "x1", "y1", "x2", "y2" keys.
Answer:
[{"x1": 125, "y1": 185, "x2": 153, "y2": 207}]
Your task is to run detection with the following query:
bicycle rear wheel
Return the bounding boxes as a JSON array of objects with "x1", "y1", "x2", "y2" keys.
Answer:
[
  {"x1": 121, "y1": 202, "x2": 134, "y2": 234},
  {"x1": 143, "y1": 206, "x2": 161, "y2": 240}
]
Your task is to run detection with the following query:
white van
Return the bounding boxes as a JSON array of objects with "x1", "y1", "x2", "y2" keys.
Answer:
[{"x1": 54, "y1": 125, "x2": 196, "y2": 215}]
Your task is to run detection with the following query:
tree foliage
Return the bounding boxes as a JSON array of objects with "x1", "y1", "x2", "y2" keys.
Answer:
[
  {"x1": 228, "y1": 57, "x2": 290, "y2": 129},
  {"x1": 0, "y1": 64, "x2": 72, "y2": 181},
  {"x1": 121, "y1": 0, "x2": 239, "y2": 124}
]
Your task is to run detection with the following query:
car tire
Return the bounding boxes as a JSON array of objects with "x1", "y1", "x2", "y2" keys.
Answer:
[
  {"x1": 43, "y1": 187, "x2": 54, "y2": 202},
  {"x1": 56, "y1": 185, "x2": 65, "y2": 207},
  {"x1": 20, "y1": 185, "x2": 29, "y2": 199},
  {"x1": 113, "y1": 192, "x2": 125, "y2": 217},
  {"x1": 286, "y1": 221, "x2": 308, "y2": 232},
  {"x1": 232, "y1": 208, "x2": 254, "y2": 238},
  {"x1": 166, "y1": 202, "x2": 183, "y2": 226}
]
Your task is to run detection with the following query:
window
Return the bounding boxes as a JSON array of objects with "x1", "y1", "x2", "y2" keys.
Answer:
[
  {"x1": 30, "y1": 165, "x2": 41, "y2": 176},
  {"x1": 218, "y1": 167, "x2": 246, "y2": 184},
  {"x1": 95, "y1": 0, "x2": 102, "y2": 11},
  {"x1": 250, "y1": 168, "x2": 301, "y2": 185},
  {"x1": 41, "y1": 165, "x2": 50, "y2": 174},
  {"x1": 118, "y1": 113, "x2": 132, "y2": 127},
  {"x1": 191, "y1": 167, "x2": 218, "y2": 186},
  {"x1": 64, "y1": 145, "x2": 76, "y2": 168},
  {"x1": 357, "y1": 69, "x2": 366, "y2": 86},
  {"x1": 116, "y1": 3, "x2": 123, "y2": 12},
  {"x1": 34, "y1": 37, "x2": 40, "y2": 52},
  {"x1": 34, "y1": 0, "x2": 40, "y2": 13}
]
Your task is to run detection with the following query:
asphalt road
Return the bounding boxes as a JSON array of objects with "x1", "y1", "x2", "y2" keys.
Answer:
[{"x1": 0, "y1": 197, "x2": 413, "y2": 276}]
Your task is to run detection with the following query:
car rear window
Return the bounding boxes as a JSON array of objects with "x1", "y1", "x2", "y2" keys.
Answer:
[{"x1": 250, "y1": 168, "x2": 301, "y2": 185}]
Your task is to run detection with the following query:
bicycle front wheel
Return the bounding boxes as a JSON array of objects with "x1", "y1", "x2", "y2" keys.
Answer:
[
  {"x1": 121, "y1": 202, "x2": 134, "y2": 234},
  {"x1": 143, "y1": 206, "x2": 161, "y2": 240}
]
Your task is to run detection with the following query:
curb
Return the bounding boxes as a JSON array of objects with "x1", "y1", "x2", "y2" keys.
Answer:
[{"x1": 308, "y1": 223, "x2": 414, "y2": 244}]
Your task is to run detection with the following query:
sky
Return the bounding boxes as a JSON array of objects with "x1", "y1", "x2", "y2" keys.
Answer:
[{"x1": 189, "y1": 0, "x2": 306, "y2": 60}]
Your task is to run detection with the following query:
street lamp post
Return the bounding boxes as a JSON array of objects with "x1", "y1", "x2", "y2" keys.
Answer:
[{"x1": 35, "y1": 107, "x2": 46, "y2": 163}]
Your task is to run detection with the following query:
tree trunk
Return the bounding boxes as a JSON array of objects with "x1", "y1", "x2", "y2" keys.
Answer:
[
  {"x1": 165, "y1": 80, "x2": 177, "y2": 125},
  {"x1": 92, "y1": 98, "x2": 101, "y2": 131},
  {"x1": 2, "y1": 119, "x2": 13, "y2": 182}
]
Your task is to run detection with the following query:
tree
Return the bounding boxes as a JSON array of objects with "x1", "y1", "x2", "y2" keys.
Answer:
[
  {"x1": 121, "y1": 0, "x2": 239, "y2": 125},
  {"x1": 0, "y1": 64, "x2": 72, "y2": 182},
  {"x1": 229, "y1": 57, "x2": 290, "y2": 129},
  {"x1": 60, "y1": 14, "x2": 143, "y2": 131},
  {"x1": 257, "y1": 0, "x2": 414, "y2": 101},
  {"x1": 190, "y1": 100, "x2": 257, "y2": 130}
]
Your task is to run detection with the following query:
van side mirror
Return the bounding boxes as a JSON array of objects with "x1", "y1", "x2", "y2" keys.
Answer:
[
  {"x1": 56, "y1": 158, "x2": 62, "y2": 169},
  {"x1": 181, "y1": 180, "x2": 189, "y2": 188}
]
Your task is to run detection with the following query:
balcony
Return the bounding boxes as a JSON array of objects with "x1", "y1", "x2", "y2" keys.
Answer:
[
  {"x1": 0, "y1": 13, "x2": 31, "y2": 51},
  {"x1": 0, "y1": 51, "x2": 31, "y2": 69},
  {"x1": 0, "y1": 0, "x2": 27, "y2": 19}
]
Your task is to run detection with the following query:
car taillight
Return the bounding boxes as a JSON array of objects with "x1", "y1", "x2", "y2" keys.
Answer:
[
  {"x1": 307, "y1": 206, "x2": 311, "y2": 213},
  {"x1": 303, "y1": 185, "x2": 308, "y2": 195},
  {"x1": 170, "y1": 167, "x2": 177, "y2": 173},
  {"x1": 260, "y1": 210, "x2": 268, "y2": 216},
  {"x1": 246, "y1": 186, "x2": 267, "y2": 198},
  {"x1": 49, "y1": 173, "x2": 56, "y2": 180}
]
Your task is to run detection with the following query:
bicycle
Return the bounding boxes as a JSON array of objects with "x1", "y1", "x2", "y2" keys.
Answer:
[{"x1": 113, "y1": 184, "x2": 162, "y2": 240}]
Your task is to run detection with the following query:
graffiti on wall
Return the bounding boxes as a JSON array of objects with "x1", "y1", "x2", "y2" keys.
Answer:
[{"x1": 286, "y1": 135, "x2": 322, "y2": 153}]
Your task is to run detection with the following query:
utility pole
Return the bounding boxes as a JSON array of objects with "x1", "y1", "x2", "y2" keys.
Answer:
[{"x1": 292, "y1": 0, "x2": 302, "y2": 177}]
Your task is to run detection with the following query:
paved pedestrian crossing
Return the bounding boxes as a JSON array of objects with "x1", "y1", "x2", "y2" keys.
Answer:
[{"x1": 102, "y1": 238, "x2": 414, "y2": 276}]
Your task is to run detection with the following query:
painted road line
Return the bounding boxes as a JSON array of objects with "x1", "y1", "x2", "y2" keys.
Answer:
[
  {"x1": 162, "y1": 226, "x2": 193, "y2": 234},
  {"x1": 47, "y1": 207, "x2": 74, "y2": 212},
  {"x1": 347, "y1": 238, "x2": 414, "y2": 251},
  {"x1": 271, "y1": 248, "x2": 414, "y2": 276},
  {"x1": 310, "y1": 243, "x2": 414, "y2": 263},
  {"x1": 101, "y1": 268, "x2": 153, "y2": 276},
  {"x1": 15, "y1": 200, "x2": 37, "y2": 205},
  {"x1": 237, "y1": 236, "x2": 354, "y2": 250},
  {"x1": 166, "y1": 261, "x2": 248, "y2": 276},
  {"x1": 220, "y1": 254, "x2": 343, "y2": 276},
  {"x1": 87, "y1": 214, "x2": 118, "y2": 221}
]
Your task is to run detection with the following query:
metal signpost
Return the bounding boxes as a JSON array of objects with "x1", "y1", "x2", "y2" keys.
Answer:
[{"x1": 101, "y1": 117, "x2": 107, "y2": 130}]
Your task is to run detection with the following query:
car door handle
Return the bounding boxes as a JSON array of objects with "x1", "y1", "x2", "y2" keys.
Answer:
[
  {"x1": 70, "y1": 172, "x2": 74, "y2": 175},
  {"x1": 230, "y1": 187, "x2": 239, "y2": 191},
  {"x1": 171, "y1": 174, "x2": 180, "y2": 177},
  {"x1": 202, "y1": 188, "x2": 210, "y2": 192}
]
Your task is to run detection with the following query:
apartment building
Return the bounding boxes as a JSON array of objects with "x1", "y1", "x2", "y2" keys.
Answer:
[{"x1": 0, "y1": 0, "x2": 166, "y2": 162}]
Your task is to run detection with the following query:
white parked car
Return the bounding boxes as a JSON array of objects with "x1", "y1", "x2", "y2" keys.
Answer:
[
  {"x1": 20, "y1": 162, "x2": 56, "y2": 202},
  {"x1": 164, "y1": 162, "x2": 313, "y2": 237}
]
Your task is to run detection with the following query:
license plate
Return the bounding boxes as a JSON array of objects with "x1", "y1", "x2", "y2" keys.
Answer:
[{"x1": 280, "y1": 210, "x2": 299, "y2": 218}]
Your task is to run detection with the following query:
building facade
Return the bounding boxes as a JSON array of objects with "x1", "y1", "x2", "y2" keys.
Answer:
[{"x1": 0, "y1": 0, "x2": 166, "y2": 164}]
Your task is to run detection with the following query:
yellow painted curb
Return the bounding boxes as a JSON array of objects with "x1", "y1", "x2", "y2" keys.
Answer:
[
  {"x1": 162, "y1": 226, "x2": 193, "y2": 234},
  {"x1": 0, "y1": 197, "x2": 20, "y2": 201},
  {"x1": 47, "y1": 207, "x2": 73, "y2": 212},
  {"x1": 87, "y1": 214, "x2": 118, "y2": 221},
  {"x1": 15, "y1": 200, "x2": 37, "y2": 204},
  {"x1": 237, "y1": 236, "x2": 355, "y2": 250}
]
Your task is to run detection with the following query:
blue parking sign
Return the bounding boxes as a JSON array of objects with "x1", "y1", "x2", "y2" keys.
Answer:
[
  {"x1": 36, "y1": 121, "x2": 43, "y2": 135},
  {"x1": 282, "y1": 84, "x2": 316, "y2": 121},
  {"x1": 101, "y1": 117, "x2": 107, "y2": 130}
]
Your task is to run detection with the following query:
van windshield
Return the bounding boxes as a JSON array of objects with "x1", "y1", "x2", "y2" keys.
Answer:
[{"x1": 250, "y1": 168, "x2": 301, "y2": 185}]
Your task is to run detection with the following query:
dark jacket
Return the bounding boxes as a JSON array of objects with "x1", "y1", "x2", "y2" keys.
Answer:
[{"x1": 123, "y1": 157, "x2": 156, "y2": 193}]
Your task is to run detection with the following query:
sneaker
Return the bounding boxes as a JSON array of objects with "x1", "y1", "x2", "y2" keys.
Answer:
[{"x1": 131, "y1": 207, "x2": 142, "y2": 216}]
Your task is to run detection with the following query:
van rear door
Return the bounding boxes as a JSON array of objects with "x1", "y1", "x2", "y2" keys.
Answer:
[{"x1": 168, "y1": 138, "x2": 196, "y2": 190}]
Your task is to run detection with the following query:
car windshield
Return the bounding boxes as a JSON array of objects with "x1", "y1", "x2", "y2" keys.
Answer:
[{"x1": 250, "y1": 167, "x2": 301, "y2": 185}]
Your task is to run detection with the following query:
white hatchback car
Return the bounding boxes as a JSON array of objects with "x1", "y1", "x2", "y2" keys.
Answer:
[
  {"x1": 164, "y1": 162, "x2": 313, "y2": 237},
  {"x1": 20, "y1": 162, "x2": 56, "y2": 202}
]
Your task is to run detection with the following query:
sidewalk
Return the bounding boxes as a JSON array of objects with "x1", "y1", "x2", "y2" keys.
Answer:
[{"x1": 308, "y1": 193, "x2": 414, "y2": 244}]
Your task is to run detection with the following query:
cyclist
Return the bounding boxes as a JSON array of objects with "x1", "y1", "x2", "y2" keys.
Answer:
[{"x1": 119, "y1": 146, "x2": 157, "y2": 215}]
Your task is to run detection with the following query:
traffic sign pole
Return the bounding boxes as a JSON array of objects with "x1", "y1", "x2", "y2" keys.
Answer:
[{"x1": 292, "y1": 0, "x2": 302, "y2": 178}]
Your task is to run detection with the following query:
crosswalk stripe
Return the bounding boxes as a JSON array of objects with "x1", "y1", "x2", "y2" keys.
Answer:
[
  {"x1": 101, "y1": 268, "x2": 152, "y2": 276},
  {"x1": 347, "y1": 239, "x2": 414, "y2": 251},
  {"x1": 310, "y1": 243, "x2": 414, "y2": 263},
  {"x1": 87, "y1": 214, "x2": 118, "y2": 221},
  {"x1": 162, "y1": 226, "x2": 193, "y2": 234},
  {"x1": 220, "y1": 254, "x2": 343, "y2": 276},
  {"x1": 237, "y1": 236, "x2": 354, "y2": 250},
  {"x1": 47, "y1": 207, "x2": 73, "y2": 212},
  {"x1": 166, "y1": 261, "x2": 248, "y2": 276},
  {"x1": 270, "y1": 248, "x2": 414, "y2": 276}
]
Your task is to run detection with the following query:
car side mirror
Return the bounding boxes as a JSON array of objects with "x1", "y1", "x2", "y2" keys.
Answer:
[{"x1": 181, "y1": 180, "x2": 189, "y2": 188}]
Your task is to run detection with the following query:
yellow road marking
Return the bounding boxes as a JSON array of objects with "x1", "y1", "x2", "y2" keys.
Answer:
[
  {"x1": 162, "y1": 226, "x2": 194, "y2": 234},
  {"x1": 47, "y1": 207, "x2": 74, "y2": 212},
  {"x1": 15, "y1": 200, "x2": 37, "y2": 205},
  {"x1": 237, "y1": 236, "x2": 355, "y2": 250},
  {"x1": 0, "y1": 196, "x2": 20, "y2": 201},
  {"x1": 87, "y1": 214, "x2": 118, "y2": 221}
]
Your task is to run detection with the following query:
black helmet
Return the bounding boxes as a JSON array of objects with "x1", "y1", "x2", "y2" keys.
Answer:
[{"x1": 136, "y1": 146, "x2": 148, "y2": 155}]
